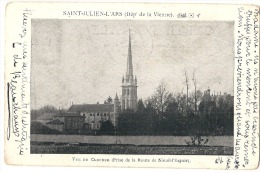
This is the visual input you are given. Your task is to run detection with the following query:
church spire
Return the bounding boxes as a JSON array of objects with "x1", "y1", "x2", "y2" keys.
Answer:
[
  {"x1": 121, "y1": 29, "x2": 138, "y2": 112},
  {"x1": 126, "y1": 29, "x2": 133, "y2": 77},
  {"x1": 115, "y1": 92, "x2": 119, "y2": 100}
]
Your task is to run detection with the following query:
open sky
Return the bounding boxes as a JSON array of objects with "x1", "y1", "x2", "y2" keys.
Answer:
[{"x1": 31, "y1": 20, "x2": 234, "y2": 109}]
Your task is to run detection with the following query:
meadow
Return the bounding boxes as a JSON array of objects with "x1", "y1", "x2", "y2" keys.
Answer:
[{"x1": 31, "y1": 134, "x2": 233, "y2": 155}]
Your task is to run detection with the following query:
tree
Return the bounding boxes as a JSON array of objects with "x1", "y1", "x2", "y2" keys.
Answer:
[
  {"x1": 184, "y1": 70, "x2": 189, "y2": 114},
  {"x1": 117, "y1": 110, "x2": 138, "y2": 135},
  {"x1": 137, "y1": 99, "x2": 145, "y2": 112},
  {"x1": 144, "y1": 101, "x2": 157, "y2": 135},
  {"x1": 192, "y1": 70, "x2": 198, "y2": 114},
  {"x1": 39, "y1": 105, "x2": 58, "y2": 114},
  {"x1": 31, "y1": 105, "x2": 67, "y2": 121},
  {"x1": 188, "y1": 90, "x2": 203, "y2": 114},
  {"x1": 175, "y1": 93, "x2": 186, "y2": 116},
  {"x1": 145, "y1": 82, "x2": 174, "y2": 134},
  {"x1": 148, "y1": 82, "x2": 173, "y2": 115},
  {"x1": 117, "y1": 99, "x2": 157, "y2": 135},
  {"x1": 104, "y1": 96, "x2": 113, "y2": 104},
  {"x1": 163, "y1": 100, "x2": 184, "y2": 134},
  {"x1": 99, "y1": 120, "x2": 115, "y2": 135}
]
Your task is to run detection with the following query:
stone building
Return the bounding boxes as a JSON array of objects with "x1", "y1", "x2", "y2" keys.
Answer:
[{"x1": 67, "y1": 96, "x2": 120, "y2": 130}]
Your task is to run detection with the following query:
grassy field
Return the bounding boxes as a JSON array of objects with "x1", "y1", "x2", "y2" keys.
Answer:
[
  {"x1": 31, "y1": 143, "x2": 233, "y2": 155},
  {"x1": 31, "y1": 134, "x2": 234, "y2": 147}
]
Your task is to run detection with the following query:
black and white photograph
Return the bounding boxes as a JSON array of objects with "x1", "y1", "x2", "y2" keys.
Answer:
[
  {"x1": 2, "y1": 1, "x2": 260, "y2": 170},
  {"x1": 30, "y1": 20, "x2": 234, "y2": 155}
]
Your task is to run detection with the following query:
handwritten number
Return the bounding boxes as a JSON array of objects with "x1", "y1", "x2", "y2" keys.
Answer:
[{"x1": 215, "y1": 157, "x2": 223, "y2": 164}]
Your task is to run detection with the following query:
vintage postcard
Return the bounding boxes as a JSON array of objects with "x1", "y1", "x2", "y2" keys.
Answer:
[{"x1": 3, "y1": 2, "x2": 259, "y2": 169}]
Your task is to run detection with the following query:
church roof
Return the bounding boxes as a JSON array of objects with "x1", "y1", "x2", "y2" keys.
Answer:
[
  {"x1": 46, "y1": 119, "x2": 64, "y2": 125},
  {"x1": 67, "y1": 104, "x2": 114, "y2": 113},
  {"x1": 55, "y1": 112, "x2": 82, "y2": 117}
]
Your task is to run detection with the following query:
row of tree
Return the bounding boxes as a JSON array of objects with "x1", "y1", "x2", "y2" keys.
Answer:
[
  {"x1": 31, "y1": 105, "x2": 66, "y2": 120},
  {"x1": 113, "y1": 80, "x2": 233, "y2": 136}
]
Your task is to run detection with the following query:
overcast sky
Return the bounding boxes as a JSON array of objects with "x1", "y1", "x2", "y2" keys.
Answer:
[{"x1": 31, "y1": 20, "x2": 234, "y2": 109}]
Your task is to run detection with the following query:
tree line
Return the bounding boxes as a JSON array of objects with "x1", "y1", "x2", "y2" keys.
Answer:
[{"x1": 115, "y1": 70, "x2": 234, "y2": 136}]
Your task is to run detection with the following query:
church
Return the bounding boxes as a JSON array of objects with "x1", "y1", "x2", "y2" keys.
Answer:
[{"x1": 67, "y1": 30, "x2": 138, "y2": 130}]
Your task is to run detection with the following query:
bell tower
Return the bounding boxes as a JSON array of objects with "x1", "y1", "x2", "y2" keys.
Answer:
[{"x1": 121, "y1": 30, "x2": 138, "y2": 111}]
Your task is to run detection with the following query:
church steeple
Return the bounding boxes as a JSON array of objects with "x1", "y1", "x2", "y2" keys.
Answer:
[
  {"x1": 126, "y1": 29, "x2": 133, "y2": 77},
  {"x1": 121, "y1": 29, "x2": 138, "y2": 111}
]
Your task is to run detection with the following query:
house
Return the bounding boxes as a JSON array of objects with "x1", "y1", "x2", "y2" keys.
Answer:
[
  {"x1": 67, "y1": 101, "x2": 120, "y2": 131},
  {"x1": 54, "y1": 113, "x2": 85, "y2": 133},
  {"x1": 34, "y1": 112, "x2": 85, "y2": 133},
  {"x1": 45, "y1": 119, "x2": 64, "y2": 132},
  {"x1": 35, "y1": 112, "x2": 57, "y2": 124}
]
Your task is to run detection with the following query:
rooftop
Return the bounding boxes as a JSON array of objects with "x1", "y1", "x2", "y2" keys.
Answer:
[
  {"x1": 36, "y1": 113, "x2": 57, "y2": 120},
  {"x1": 46, "y1": 119, "x2": 64, "y2": 125},
  {"x1": 67, "y1": 104, "x2": 114, "y2": 113}
]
